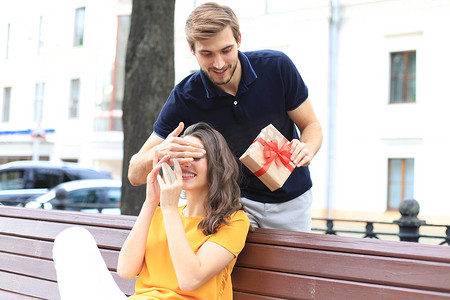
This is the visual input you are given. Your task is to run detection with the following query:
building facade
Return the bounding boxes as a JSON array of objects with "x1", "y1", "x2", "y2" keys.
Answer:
[
  {"x1": 1, "y1": 0, "x2": 449, "y2": 222},
  {"x1": 0, "y1": 0, "x2": 131, "y2": 178}
]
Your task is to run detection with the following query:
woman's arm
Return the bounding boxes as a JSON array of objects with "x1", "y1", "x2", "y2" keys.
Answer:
[
  {"x1": 163, "y1": 209, "x2": 235, "y2": 291},
  {"x1": 117, "y1": 200, "x2": 158, "y2": 279},
  {"x1": 117, "y1": 153, "x2": 169, "y2": 279},
  {"x1": 157, "y1": 161, "x2": 238, "y2": 291}
]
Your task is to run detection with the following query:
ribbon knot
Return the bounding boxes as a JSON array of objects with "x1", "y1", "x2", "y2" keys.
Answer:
[{"x1": 253, "y1": 138, "x2": 294, "y2": 178}]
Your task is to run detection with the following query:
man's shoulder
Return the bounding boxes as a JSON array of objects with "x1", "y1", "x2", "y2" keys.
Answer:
[
  {"x1": 175, "y1": 70, "x2": 202, "y2": 90},
  {"x1": 171, "y1": 70, "x2": 205, "y2": 99},
  {"x1": 243, "y1": 49, "x2": 288, "y2": 61},
  {"x1": 242, "y1": 50, "x2": 292, "y2": 71}
]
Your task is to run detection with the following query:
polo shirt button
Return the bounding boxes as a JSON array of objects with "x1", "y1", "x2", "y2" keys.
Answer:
[{"x1": 233, "y1": 101, "x2": 238, "y2": 105}]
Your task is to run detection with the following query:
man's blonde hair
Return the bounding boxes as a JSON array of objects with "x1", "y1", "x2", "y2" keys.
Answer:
[{"x1": 185, "y1": 2, "x2": 240, "y2": 51}]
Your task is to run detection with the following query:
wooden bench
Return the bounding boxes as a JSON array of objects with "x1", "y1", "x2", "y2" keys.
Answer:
[
  {"x1": 0, "y1": 206, "x2": 136, "y2": 299},
  {"x1": 1, "y1": 206, "x2": 449, "y2": 299}
]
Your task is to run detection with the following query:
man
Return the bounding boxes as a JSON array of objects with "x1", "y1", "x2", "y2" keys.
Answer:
[{"x1": 128, "y1": 2, "x2": 322, "y2": 232}]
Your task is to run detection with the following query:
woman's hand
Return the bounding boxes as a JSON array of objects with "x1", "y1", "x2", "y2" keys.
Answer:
[
  {"x1": 119, "y1": 151, "x2": 170, "y2": 280},
  {"x1": 145, "y1": 151, "x2": 170, "y2": 205},
  {"x1": 157, "y1": 159, "x2": 183, "y2": 211}
]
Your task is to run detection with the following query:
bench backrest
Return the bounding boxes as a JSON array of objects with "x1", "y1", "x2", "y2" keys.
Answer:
[
  {"x1": 0, "y1": 206, "x2": 135, "y2": 299},
  {"x1": 1, "y1": 206, "x2": 450, "y2": 299},
  {"x1": 233, "y1": 228, "x2": 450, "y2": 299}
]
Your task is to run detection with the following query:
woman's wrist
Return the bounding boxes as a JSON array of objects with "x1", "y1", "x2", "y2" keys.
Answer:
[
  {"x1": 161, "y1": 205, "x2": 179, "y2": 217},
  {"x1": 141, "y1": 198, "x2": 159, "y2": 213}
]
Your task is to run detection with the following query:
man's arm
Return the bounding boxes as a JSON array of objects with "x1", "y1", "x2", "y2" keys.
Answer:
[
  {"x1": 128, "y1": 122, "x2": 206, "y2": 186},
  {"x1": 287, "y1": 98, "x2": 323, "y2": 167},
  {"x1": 128, "y1": 132, "x2": 166, "y2": 186}
]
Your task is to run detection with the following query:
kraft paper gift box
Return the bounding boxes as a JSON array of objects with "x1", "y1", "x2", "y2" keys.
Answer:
[{"x1": 239, "y1": 124, "x2": 295, "y2": 191}]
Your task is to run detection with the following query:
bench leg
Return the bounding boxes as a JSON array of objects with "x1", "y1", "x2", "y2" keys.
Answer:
[{"x1": 53, "y1": 227, "x2": 129, "y2": 300}]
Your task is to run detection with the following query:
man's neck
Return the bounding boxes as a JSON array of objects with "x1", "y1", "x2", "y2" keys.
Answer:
[{"x1": 217, "y1": 59, "x2": 242, "y2": 96}]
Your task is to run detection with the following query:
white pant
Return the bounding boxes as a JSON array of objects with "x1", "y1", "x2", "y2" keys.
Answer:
[
  {"x1": 241, "y1": 189, "x2": 313, "y2": 232},
  {"x1": 53, "y1": 227, "x2": 129, "y2": 300}
]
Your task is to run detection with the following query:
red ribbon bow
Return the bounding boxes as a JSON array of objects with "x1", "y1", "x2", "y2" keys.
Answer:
[{"x1": 253, "y1": 138, "x2": 294, "y2": 177}]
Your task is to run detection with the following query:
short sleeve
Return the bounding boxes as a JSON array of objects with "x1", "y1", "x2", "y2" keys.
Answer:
[
  {"x1": 279, "y1": 52, "x2": 308, "y2": 111},
  {"x1": 208, "y1": 210, "x2": 250, "y2": 256},
  {"x1": 153, "y1": 90, "x2": 181, "y2": 139}
]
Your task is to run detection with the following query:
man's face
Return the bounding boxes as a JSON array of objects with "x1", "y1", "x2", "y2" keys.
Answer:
[{"x1": 192, "y1": 26, "x2": 241, "y2": 88}]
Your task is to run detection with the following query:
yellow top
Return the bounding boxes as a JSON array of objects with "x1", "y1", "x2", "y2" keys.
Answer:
[{"x1": 129, "y1": 205, "x2": 250, "y2": 300}]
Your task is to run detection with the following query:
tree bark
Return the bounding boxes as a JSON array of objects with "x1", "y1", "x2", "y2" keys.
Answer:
[{"x1": 121, "y1": 0, "x2": 175, "y2": 215}]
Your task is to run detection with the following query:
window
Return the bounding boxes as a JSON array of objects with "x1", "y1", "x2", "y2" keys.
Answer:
[
  {"x1": 38, "y1": 16, "x2": 44, "y2": 54},
  {"x1": 5, "y1": 23, "x2": 11, "y2": 59},
  {"x1": 390, "y1": 51, "x2": 416, "y2": 103},
  {"x1": 69, "y1": 79, "x2": 80, "y2": 118},
  {"x1": 106, "y1": 188, "x2": 121, "y2": 206},
  {"x1": 2, "y1": 87, "x2": 11, "y2": 122},
  {"x1": 94, "y1": 15, "x2": 129, "y2": 132},
  {"x1": 0, "y1": 170, "x2": 24, "y2": 189},
  {"x1": 387, "y1": 158, "x2": 414, "y2": 210},
  {"x1": 67, "y1": 189, "x2": 101, "y2": 210},
  {"x1": 32, "y1": 169, "x2": 63, "y2": 189},
  {"x1": 113, "y1": 15, "x2": 130, "y2": 111},
  {"x1": 34, "y1": 82, "x2": 45, "y2": 122},
  {"x1": 73, "y1": 7, "x2": 85, "y2": 47}
]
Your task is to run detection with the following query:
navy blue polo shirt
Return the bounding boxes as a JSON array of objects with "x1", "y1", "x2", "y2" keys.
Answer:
[{"x1": 154, "y1": 50, "x2": 312, "y2": 203}]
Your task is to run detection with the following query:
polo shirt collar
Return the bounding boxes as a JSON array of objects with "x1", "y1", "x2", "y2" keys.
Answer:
[{"x1": 200, "y1": 51, "x2": 258, "y2": 99}]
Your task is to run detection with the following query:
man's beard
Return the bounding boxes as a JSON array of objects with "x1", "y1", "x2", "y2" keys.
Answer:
[{"x1": 204, "y1": 59, "x2": 238, "y2": 86}]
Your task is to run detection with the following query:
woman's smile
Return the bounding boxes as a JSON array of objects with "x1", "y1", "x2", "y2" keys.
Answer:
[{"x1": 182, "y1": 171, "x2": 197, "y2": 180}]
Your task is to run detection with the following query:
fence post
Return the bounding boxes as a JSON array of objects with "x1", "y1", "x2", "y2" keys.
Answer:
[
  {"x1": 394, "y1": 199, "x2": 425, "y2": 242},
  {"x1": 364, "y1": 222, "x2": 378, "y2": 239},
  {"x1": 325, "y1": 219, "x2": 337, "y2": 235},
  {"x1": 440, "y1": 226, "x2": 450, "y2": 246}
]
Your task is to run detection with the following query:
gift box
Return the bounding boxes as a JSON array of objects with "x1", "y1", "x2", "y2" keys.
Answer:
[{"x1": 239, "y1": 124, "x2": 295, "y2": 191}]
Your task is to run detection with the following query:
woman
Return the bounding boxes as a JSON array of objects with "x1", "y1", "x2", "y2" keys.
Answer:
[{"x1": 52, "y1": 122, "x2": 250, "y2": 300}]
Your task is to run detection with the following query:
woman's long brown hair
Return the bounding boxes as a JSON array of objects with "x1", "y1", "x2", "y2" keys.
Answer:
[{"x1": 183, "y1": 122, "x2": 243, "y2": 235}]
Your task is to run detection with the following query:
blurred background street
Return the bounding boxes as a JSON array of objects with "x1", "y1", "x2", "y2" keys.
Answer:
[{"x1": 1, "y1": 0, "x2": 449, "y2": 241}]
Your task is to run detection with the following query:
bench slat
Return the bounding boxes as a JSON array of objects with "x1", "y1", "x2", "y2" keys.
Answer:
[
  {"x1": 0, "y1": 235, "x2": 122, "y2": 271},
  {"x1": 247, "y1": 229, "x2": 450, "y2": 263},
  {"x1": 0, "y1": 235, "x2": 52, "y2": 259},
  {"x1": 0, "y1": 270, "x2": 134, "y2": 299},
  {"x1": 232, "y1": 267, "x2": 450, "y2": 300},
  {"x1": 0, "y1": 252, "x2": 56, "y2": 281},
  {"x1": 237, "y1": 242, "x2": 450, "y2": 292},
  {"x1": 0, "y1": 206, "x2": 136, "y2": 229},
  {"x1": 0, "y1": 289, "x2": 42, "y2": 300},
  {"x1": 0, "y1": 216, "x2": 129, "y2": 250},
  {"x1": 0, "y1": 271, "x2": 60, "y2": 299},
  {"x1": 233, "y1": 291, "x2": 282, "y2": 300},
  {"x1": 112, "y1": 273, "x2": 136, "y2": 296},
  {"x1": 0, "y1": 235, "x2": 53, "y2": 259}
]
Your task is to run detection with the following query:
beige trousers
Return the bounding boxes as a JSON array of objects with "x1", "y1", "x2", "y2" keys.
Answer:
[{"x1": 241, "y1": 189, "x2": 313, "y2": 232}]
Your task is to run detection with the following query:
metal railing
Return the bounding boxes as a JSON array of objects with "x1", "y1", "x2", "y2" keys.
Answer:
[{"x1": 312, "y1": 199, "x2": 450, "y2": 246}]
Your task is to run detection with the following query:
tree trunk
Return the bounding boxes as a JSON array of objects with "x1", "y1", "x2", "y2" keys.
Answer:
[{"x1": 121, "y1": 0, "x2": 175, "y2": 215}]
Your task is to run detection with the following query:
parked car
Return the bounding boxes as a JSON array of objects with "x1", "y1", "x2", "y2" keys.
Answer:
[
  {"x1": 0, "y1": 161, "x2": 111, "y2": 206},
  {"x1": 25, "y1": 179, "x2": 121, "y2": 215}
]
